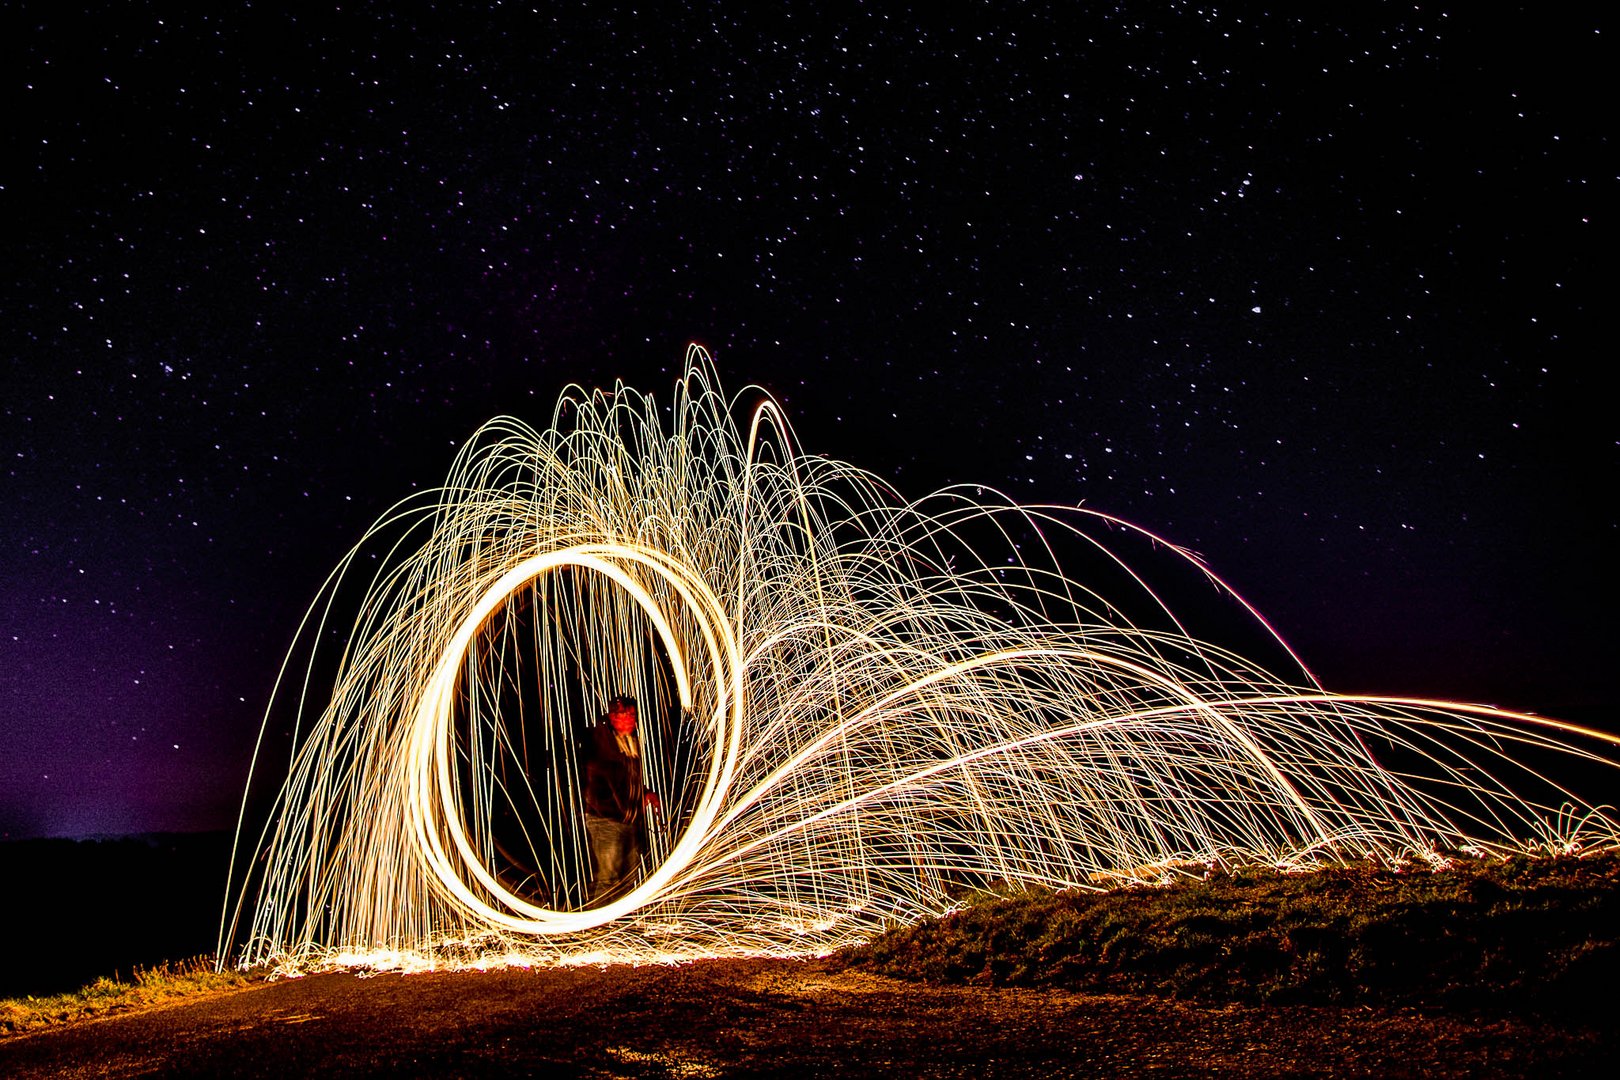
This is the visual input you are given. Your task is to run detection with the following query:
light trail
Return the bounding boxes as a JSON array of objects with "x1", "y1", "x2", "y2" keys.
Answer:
[{"x1": 221, "y1": 345, "x2": 1620, "y2": 973}]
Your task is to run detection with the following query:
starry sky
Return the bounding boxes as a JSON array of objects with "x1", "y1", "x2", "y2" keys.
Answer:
[{"x1": 3, "y1": 4, "x2": 1612, "y2": 840}]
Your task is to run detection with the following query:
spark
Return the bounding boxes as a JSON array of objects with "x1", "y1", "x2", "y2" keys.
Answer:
[{"x1": 222, "y1": 346, "x2": 1620, "y2": 973}]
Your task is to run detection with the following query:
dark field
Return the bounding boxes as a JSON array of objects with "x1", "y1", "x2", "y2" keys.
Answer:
[{"x1": 0, "y1": 832, "x2": 232, "y2": 998}]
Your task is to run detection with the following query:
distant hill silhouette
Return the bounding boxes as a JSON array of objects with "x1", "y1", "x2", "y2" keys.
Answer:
[{"x1": 0, "y1": 832, "x2": 231, "y2": 998}]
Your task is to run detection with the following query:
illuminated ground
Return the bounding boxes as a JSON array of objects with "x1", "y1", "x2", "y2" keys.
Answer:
[
  {"x1": 3, "y1": 958, "x2": 1612, "y2": 1079},
  {"x1": 12, "y1": 856, "x2": 1619, "y2": 1077}
]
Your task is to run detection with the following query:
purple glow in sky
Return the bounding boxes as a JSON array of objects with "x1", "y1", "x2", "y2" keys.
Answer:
[{"x1": 2, "y1": 3, "x2": 1612, "y2": 838}]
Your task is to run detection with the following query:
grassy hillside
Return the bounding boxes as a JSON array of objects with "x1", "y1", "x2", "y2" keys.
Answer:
[
  {"x1": 838, "y1": 852, "x2": 1620, "y2": 1013},
  {"x1": 0, "y1": 958, "x2": 250, "y2": 1037},
  {"x1": 10, "y1": 850, "x2": 1616, "y2": 1041}
]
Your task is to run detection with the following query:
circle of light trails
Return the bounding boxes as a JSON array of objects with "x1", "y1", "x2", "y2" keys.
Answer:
[{"x1": 223, "y1": 346, "x2": 1620, "y2": 973}]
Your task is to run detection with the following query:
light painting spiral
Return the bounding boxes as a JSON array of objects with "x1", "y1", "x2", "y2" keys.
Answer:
[{"x1": 222, "y1": 346, "x2": 1620, "y2": 972}]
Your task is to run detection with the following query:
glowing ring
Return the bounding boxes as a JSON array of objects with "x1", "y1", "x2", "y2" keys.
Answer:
[{"x1": 404, "y1": 542, "x2": 744, "y2": 934}]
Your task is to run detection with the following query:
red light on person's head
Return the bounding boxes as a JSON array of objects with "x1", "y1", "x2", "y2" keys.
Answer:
[{"x1": 608, "y1": 695, "x2": 638, "y2": 734}]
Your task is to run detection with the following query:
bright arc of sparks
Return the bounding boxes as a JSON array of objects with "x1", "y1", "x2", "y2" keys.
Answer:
[{"x1": 223, "y1": 346, "x2": 1620, "y2": 973}]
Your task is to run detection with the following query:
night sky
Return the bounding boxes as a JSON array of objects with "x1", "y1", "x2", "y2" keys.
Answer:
[{"x1": 3, "y1": 4, "x2": 1611, "y2": 840}]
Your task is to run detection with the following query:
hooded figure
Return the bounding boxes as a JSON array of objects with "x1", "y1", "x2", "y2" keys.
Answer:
[{"x1": 580, "y1": 695, "x2": 660, "y2": 902}]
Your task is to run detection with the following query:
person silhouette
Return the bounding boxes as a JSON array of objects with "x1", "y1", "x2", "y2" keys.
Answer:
[{"x1": 580, "y1": 694, "x2": 660, "y2": 902}]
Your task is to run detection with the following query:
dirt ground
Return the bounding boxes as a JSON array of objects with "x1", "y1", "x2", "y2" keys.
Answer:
[{"x1": 1, "y1": 956, "x2": 1611, "y2": 1078}]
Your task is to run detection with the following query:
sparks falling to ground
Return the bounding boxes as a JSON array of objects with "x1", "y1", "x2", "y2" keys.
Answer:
[{"x1": 222, "y1": 346, "x2": 1620, "y2": 973}]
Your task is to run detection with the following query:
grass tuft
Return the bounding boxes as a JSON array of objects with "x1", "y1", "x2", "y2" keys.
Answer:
[
  {"x1": 0, "y1": 956, "x2": 256, "y2": 1037},
  {"x1": 837, "y1": 852, "x2": 1620, "y2": 1012}
]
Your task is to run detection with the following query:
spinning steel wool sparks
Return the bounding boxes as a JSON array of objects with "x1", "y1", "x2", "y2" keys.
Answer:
[{"x1": 222, "y1": 346, "x2": 1620, "y2": 971}]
